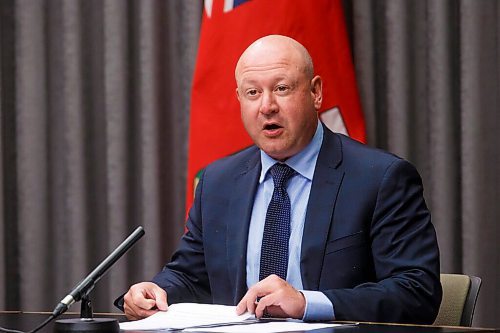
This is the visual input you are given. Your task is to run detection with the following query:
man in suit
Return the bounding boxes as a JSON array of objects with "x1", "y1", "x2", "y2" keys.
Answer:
[{"x1": 119, "y1": 35, "x2": 442, "y2": 324}]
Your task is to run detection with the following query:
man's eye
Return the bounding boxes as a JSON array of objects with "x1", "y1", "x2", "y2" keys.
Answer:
[
  {"x1": 247, "y1": 89, "x2": 258, "y2": 96},
  {"x1": 276, "y1": 86, "x2": 288, "y2": 92}
]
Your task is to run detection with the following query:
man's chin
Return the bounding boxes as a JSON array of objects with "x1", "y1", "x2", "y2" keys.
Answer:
[{"x1": 261, "y1": 147, "x2": 291, "y2": 162}]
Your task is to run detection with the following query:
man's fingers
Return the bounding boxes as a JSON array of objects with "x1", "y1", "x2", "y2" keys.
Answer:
[
  {"x1": 238, "y1": 275, "x2": 273, "y2": 313},
  {"x1": 235, "y1": 300, "x2": 247, "y2": 315},
  {"x1": 139, "y1": 297, "x2": 157, "y2": 309},
  {"x1": 140, "y1": 284, "x2": 168, "y2": 311},
  {"x1": 129, "y1": 289, "x2": 154, "y2": 310},
  {"x1": 254, "y1": 293, "x2": 278, "y2": 318},
  {"x1": 124, "y1": 294, "x2": 155, "y2": 320},
  {"x1": 237, "y1": 275, "x2": 305, "y2": 319},
  {"x1": 153, "y1": 288, "x2": 168, "y2": 311},
  {"x1": 236, "y1": 290, "x2": 258, "y2": 315},
  {"x1": 123, "y1": 282, "x2": 168, "y2": 320},
  {"x1": 255, "y1": 294, "x2": 296, "y2": 319},
  {"x1": 237, "y1": 277, "x2": 282, "y2": 316},
  {"x1": 124, "y1": 302, "x2": 158, "y2": 320},
  {"x1": 124, "y1": 300, "x2": 147, "y2": 320}
]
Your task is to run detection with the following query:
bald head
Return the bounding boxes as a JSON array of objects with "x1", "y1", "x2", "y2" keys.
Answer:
[
  {"x1": 234, "y1": 34, "x2": 323, "y2": 161},
  {"x1": 235, "y1": 35, "x2": 314, "y2": 85}
]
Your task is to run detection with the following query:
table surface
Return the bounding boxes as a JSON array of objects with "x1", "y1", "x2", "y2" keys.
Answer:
[{"x1": 0, "y1": 311, "x2": 498, "y2": 333}]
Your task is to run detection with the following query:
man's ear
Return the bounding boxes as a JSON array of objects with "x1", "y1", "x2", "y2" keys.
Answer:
[
  {"x1": 311, "y1": 75, "x2": 323, "y2": 110},
  {"x1": 236, "y1": 87, "x2": 241, "y2": 101}
]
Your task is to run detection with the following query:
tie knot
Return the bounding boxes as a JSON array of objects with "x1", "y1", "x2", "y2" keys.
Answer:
[{"x1": 269, "y1": 163, "x2": 296, "y2": 189}]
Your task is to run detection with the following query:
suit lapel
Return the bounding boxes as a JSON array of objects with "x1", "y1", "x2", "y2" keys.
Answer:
[
  {"x1": 226, "y1": 150, "x2": 261, "y2": 304},
  {"x1": 301, "y1": 128, "x2": 344, "y2": 290}
]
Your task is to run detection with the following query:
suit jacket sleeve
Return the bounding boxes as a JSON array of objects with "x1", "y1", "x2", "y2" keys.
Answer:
[
  {"x1": 150, "y1": 170, "x2": 212, "y2": 305},
  {"x1": 323, "y1": 158, "x2": 441, "y2": 324}
]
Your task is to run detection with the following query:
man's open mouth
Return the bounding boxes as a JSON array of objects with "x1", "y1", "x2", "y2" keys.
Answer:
[{"x1": 264, "y1": 123, "x2": 282, "y2": 130}]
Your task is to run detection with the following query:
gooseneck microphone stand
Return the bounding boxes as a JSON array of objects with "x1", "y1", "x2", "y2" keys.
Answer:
[
  {"x1": 0, "y1": 226, "x2": 145, "y2": 333},
  {"x1": 52, "y1": 226, "x2": 145, "y2": 333}
]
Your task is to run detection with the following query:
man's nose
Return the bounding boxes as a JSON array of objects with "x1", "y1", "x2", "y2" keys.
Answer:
[{"x1": 259, "y1": 91, "x2": 278, "y2": 115}]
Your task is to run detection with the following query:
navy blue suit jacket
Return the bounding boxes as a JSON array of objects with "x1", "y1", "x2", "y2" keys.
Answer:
[{"x1": 151, "y1": 125, "x2": 442, "y2": 324}]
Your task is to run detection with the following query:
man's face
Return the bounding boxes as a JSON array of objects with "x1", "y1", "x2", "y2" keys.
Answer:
[{"x1": 236, "y1": 42, "x2": 322, "y2": 161}]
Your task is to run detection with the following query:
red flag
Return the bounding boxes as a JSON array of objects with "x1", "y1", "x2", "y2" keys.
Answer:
[{"x1": 186, "y1": 0, "x2": 366, "y2": 211}]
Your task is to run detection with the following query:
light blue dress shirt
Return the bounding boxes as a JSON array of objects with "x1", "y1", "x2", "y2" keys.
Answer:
[{"x1": 245, "y1": 121, "x2": 335, "y2": 321}]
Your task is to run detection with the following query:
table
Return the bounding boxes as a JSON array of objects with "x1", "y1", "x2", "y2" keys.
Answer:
[{"x1": 0, "y1": 311, "x2": 498, "y2": 333}]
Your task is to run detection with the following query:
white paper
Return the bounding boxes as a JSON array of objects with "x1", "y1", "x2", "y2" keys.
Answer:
[
  {"x1": 119, "y1": 303, "x2": 254, "y2": 331},
  {"x1": 184, "y1": 321, "x2": 344, "y2": 333}
]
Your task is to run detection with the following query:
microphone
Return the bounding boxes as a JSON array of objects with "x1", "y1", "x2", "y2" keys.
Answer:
[{"x1": 52, "y1": 226, "x2": 145, "y2": 332}]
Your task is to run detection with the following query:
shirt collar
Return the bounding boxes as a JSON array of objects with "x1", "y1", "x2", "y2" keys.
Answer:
[{"x1": 259, "y1": 121, "x2": 323, "y2": 183}]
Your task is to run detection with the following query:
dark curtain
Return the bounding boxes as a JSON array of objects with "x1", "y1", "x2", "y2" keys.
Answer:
[
  {"x1": 0, "y1": 0, "x2": 202, "y2": 313},
  {"x1": 1, "y1": 0, "x2": 499, "y2": 328},
  {"x1": 346, "y1": 0, "x2": 500, "y2": 327}
]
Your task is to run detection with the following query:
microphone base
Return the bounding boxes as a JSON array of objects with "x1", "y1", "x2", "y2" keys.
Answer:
[{"x1": 54, "y1": 318, "x2": 119, "y2": 333}]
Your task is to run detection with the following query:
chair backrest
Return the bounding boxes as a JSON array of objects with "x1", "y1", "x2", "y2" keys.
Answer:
[{"x1": 433, "y1": 273, "x2": 482, "y2": 327}]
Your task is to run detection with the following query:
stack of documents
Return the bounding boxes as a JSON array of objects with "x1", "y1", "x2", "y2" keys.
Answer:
[
  {"x1": 119, "y1": 303, "x2": 344, "y2": 332},
  {"x1": 119, "y1": 303, "x2": 252, "y2": 331}
]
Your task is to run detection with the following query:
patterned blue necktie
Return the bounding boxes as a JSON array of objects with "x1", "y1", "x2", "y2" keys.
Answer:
[{"x1": 259, "y1": 163, "x2": 296, "y2": 281}]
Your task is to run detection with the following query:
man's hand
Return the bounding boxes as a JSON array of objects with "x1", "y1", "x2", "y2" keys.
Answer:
[
  {"x1": 236, "y1": 275, "x2": 305, "y2": 319},
  {"x1": 123, "y1": 282, "x2": 168, "y2": 320}
]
